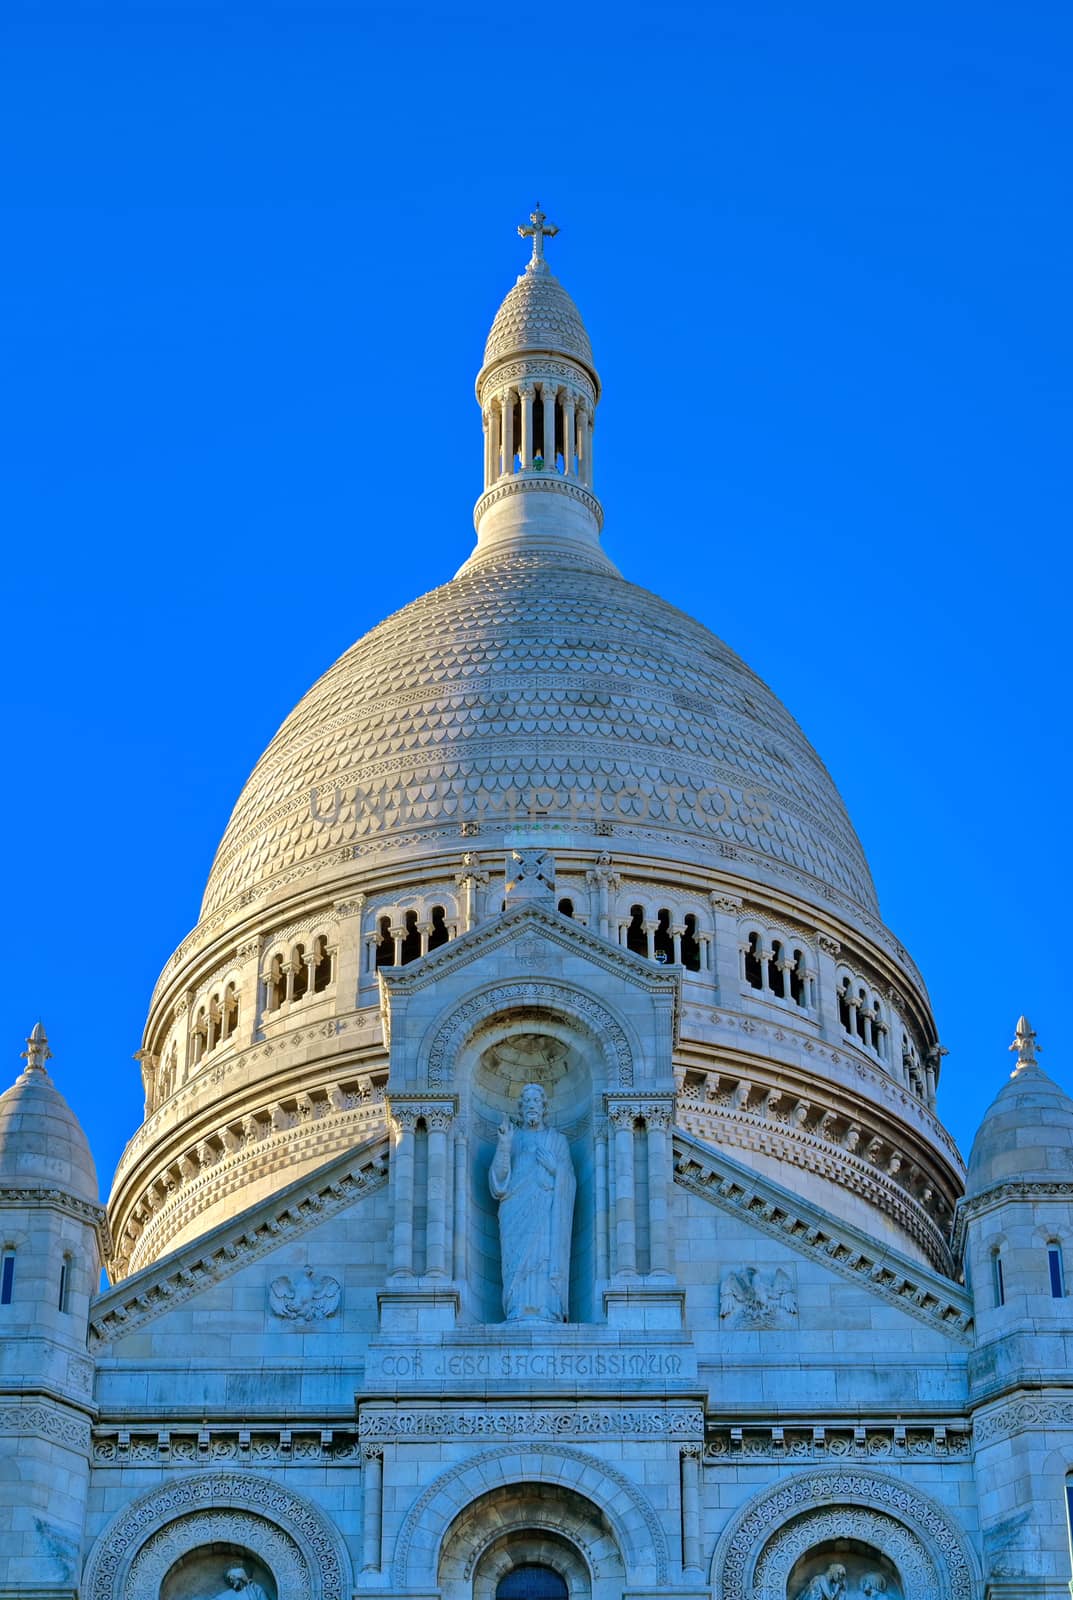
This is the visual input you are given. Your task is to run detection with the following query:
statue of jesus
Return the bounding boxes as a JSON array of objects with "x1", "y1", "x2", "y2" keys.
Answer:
[{"x1": 489, "y1": 1082, "x2": 575, "y2": 1322}]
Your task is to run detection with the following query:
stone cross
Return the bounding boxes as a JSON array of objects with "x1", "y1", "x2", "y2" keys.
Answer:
[{"x1": 518, "y1": 205, "x2": 558, "y2": 267}]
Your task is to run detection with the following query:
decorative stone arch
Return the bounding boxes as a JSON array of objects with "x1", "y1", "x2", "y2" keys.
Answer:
[
  {"x1": 440, "y1": 1481, "x2": 620, "y2": 1600},
  {"x1": 423, "y1": 979, "x2": 637, "y2": 1089},
  {"x1": 81, "y1": 1472, "x2": 351, "y2": 1600},
  {"x1": 473, "y1": 1533, "x2": 592, "y2": 1600},
  {"x1": 710, "y1": 1468, "x2": 979, "y2": 1600},
  {"x1": 392, "y1": 1444, "x2": 668, "y2": 1589}
]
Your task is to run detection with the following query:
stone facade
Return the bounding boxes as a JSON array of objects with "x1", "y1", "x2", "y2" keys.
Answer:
[{"x1": 1, "y1": 215, "x2": 1069, "y2": 1600}]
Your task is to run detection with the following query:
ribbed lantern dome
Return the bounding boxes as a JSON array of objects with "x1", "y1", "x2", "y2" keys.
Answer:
[{"x1": 483, "y1": 268, "x2": 596, "y2": 376}]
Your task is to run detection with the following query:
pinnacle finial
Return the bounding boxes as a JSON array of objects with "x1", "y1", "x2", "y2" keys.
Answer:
[
  {"x1": 21, "y1": 1021, "x2": 53, "y2": 1076},
  {"x1": 518, "y1": 204, "x2": 558, "y2": 271},
  {"x1": 1010, "y1": 1014, "x2": 1040, "y2": 1074}
]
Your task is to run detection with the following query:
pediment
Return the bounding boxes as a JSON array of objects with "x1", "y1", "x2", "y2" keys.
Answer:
[
  {"x1": 89, "y1": 1134, "x2": 388, "y2": 1349},
  {"x1": 379, "y1": 899, "x2": 681, "y2": 1018},
  {"x1": 674, "y1": 1127, "x2": 973, "y2": 1345}
]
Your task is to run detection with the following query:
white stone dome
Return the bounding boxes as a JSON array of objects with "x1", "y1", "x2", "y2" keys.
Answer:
[
  {"x1": 966, "y1": 1059, "x2": 1073, "y2": 1197},
  {"x1": 201, "y1": 548, "x2": 877, "y2": 920},
  {"x1": 0, "y1": 1029, "x2": 98, "y2": 1205}
]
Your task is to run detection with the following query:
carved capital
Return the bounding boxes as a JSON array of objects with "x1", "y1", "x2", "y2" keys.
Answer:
[
  {"x1": 816, "y1": 933, "x2": 841, "y2": 958},
  {"x1": 710, "y1": 892, "x2": 743, "y2": 915}
]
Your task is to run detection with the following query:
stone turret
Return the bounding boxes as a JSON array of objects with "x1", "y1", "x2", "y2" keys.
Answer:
[
  {"x1": 0, "y1": 1025, "x2": 104, "y2": 1600},
  {"x1": 961, "y1": 1018, "x2": 1073, "y2": 1600},
  {"x1": 463, "y1": 205, "x2": 613, "y2": 574}
]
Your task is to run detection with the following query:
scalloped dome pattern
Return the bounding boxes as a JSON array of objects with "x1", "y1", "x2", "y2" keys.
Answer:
[
  {"x1": 200, "y1": 552, "x2": 877, "y2": 918},
  {"x1": 483, "y1": 269, "x2": 595, "y2": 373},
  {"x1": 0, "y1": 1068, "x2": 99, "y2": 1204}
]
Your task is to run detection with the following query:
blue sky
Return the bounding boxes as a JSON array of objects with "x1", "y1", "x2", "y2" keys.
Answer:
[{"x1": 1, "y1": 0, "x2": 1070, "y2": 1191}]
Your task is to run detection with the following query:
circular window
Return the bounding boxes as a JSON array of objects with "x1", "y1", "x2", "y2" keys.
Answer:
[{"x1": 495, "y1": 1564, "x2": 569, "y2": 1600}]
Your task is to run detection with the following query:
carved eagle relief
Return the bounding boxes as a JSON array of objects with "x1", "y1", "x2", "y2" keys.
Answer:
[
  {"x1": 268, "y1": 1265, "x2": 342, "y2": 1322},
  {"x1": 718, "y1": 1265, "x2": 798, "y2": 1331}
]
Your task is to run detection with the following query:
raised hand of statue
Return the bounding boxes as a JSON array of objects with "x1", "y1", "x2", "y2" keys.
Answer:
[{"x1": 497, "y1": 1116, "x2": 514, "y2": 1149}]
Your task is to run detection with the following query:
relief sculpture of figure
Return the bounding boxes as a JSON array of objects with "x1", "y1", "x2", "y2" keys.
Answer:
[
  {"x1": 489, "y1": 1082, "x2": 575, "y2": 1322},
  {"x1": 211, "y1": 1567, "x2": 268, "y2": 1600},
  {"x1": 795, "y1": 1564, "x2": 847, "y2": 1600}
]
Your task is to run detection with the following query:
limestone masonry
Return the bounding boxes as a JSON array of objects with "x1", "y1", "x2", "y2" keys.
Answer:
[{"x1": 1, "y1": 209, "x2": 1068, "y2": 1600}]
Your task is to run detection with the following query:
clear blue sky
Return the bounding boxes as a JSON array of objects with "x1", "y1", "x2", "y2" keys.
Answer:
[{"x1": 1, "y1": 0, "x2": 1070, "y2": 1194}]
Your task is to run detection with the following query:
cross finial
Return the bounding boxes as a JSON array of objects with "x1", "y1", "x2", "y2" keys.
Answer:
[
  {"x1": 1009, "y1": 1014, "x2": 1041, "y2": 1074},
  {"x1": 21, "y1": 1020, "x2": 53, "y2": 1076},
  {"x1": 518, "y1": 204, "x2": 558, "y2": 271}
]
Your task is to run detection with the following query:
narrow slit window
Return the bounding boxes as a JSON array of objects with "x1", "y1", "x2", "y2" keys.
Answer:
[
  {"x1": 993, "y1": 1250, "x2": 1005, "y2": 1307},
  {"x1": 58, "y1": 1256, "x2": 71, "y2": 1313},
  {"x1": 1049, "y1": 1245, "x2": 1065, "y2": 1299},
  {"x1": 0, "y1": 1251, "x2": 14, "y2": 1305}
]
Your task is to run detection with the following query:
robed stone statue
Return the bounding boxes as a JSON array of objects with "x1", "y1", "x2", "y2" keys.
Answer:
[{"x1": 489, "y1": 1082, "x2": 575, "y2": 1322}]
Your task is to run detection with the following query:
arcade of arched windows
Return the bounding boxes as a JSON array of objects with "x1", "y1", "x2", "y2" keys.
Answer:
[
  {"x1": 364, "y1": 900, "x2": 458, "y2": 973},
  {"x1": 482, "y1": 378, "x2": 594, "y2": 489},
  {"x1": 740, "y1": 926, "x2": 816, "y2": 1011},
  {"x1": 190, "y1": 980, "x2": 241, "y2": 1066},
  {"x1": 617, "y1": 902, "x2": 709, "y2": 971},
  {"x1": 261, "y1": 934, "x2": 335, "y2": 1019},
  {"x1": 836, "y1": 966, "x2": 889, "y2": 1064}
]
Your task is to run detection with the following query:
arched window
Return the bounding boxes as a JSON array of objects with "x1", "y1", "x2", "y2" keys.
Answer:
[
  {"x1": 856, "y1": 986, "x2": 869, "y2": 1043},
  {"x1": 400, "y1": 909, "x2": 421, "y2": 964},
  {"x1": 58, "y1": 1253, "x2": 72, "y2": 1313},
  {"x1": 375, "y1": 916, "x2": 395, "y2": 968},
  {"x1": 744, "y1": 932, "x2": 764, "y2": 990},
  {"x1": 312, "y1": 936, "x2": 332, "y2": 992},
  {"x1": 838, "y1": 977, "x2": 852, "y2": 1032},
  {"x1": 223, "y1": 982, "x2": 239, "y2": 1038},
  {"x1": 769, "y1": 939, "x2": 786, "y2": 998},
  {"x1": 0, "y1": 1249, "x2": 14, "y2": 1305},
  {"x1": 992, "y1": 1247, "x2": 1006, "y2": 1307},
  {"x1": 207, "y1": 993, "x2": 222, "y2": 1050},
  {"x1": 429, "y1": 905, "x2": 450, "y2": 951},
  {"x1": 789, "y1": 948, "x2": 805, "y2": 1006},
  {"x1": 192, "y1": 1007, "x2": 207, "y2": 1064},
  {"x1": 291, "y1": 944, "x2": 309, "y2": 1002},
  {"x1": 1049, "y1": 1243, "x2": 1066, "y2": 1299},
  {"x1": 681, "y1": 913, "x2": 701, "y2": 972},
  {"x1": 557, "y1": 897, "x2": 574, "y2": 918},
  {"x1": 496, "y1": 1566, "x2": 568, "y2": 1600},
  {"x1": 653, "y1": 908, "x2": 673, "y2": 964},
  {"x1": 626, "y1": 904, "x2": 646, "y2": 956},
  {"x1": 268, "y1": 954, "x2": 286, "y2": 1011}
]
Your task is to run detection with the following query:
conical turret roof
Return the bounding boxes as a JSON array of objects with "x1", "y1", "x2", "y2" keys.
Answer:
[{"x1": 0, "y1": 1025, "x2": 98, "y2": 1205}]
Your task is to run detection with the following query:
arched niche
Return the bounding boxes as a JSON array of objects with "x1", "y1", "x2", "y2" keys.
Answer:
[
  {"x1": 437, "y1": 1482, "x2": 621, "y2": 1600},
  {"x1": 434, "y1": 986, "x2": 634, "y2": 1324},
  {"x1": 162, "y1": 1545, "x2": 278, "y2": 1600},
  {"x1": 785, "y1": 1540, "x2": 902, "y2": 1597}
]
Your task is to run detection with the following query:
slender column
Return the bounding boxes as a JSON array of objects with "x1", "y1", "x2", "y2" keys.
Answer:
[
  {"x1": 680, "y1": 1444, "x2": 702, "y2": 1575},
  {"x1": 501, "y1": 390, "x2": 514, "y2": 475},
  {"x1": 452, "y1": 1128, "x2": 468, "y2": 1281},
  {"x1": 646, "y1": 1105, "x2": 673, "y2": 1278},
  {"x1": 483, "y1": 407, "x2": 493, "y2": 487},
  {"x1": 672, "y1": 925, "x2": 684, "y2": 965},
  {"x1": 424, "y1": 1106, "x2": 453, "y2": 1278},
  {"x1": 284, "y1": 962, "x2": 295, "y2": 1004},
  {"x1": 541, "y1": 381, "x2": 556, "y2": 467},
  {"x1": 361, "y1": 1446, "x2": 384, "y2": 1571},
  {"x1": 455, "y1": 852, "x2": 489, "y2": 931},
  {"x1": 518, "y1": 383, "x2": 534, "y2": 469},
  {"x1": 609, "y1": 1104, "x2": 638, "y2": 1277},
  {"x1": 389, "y1": 1105, "x2": 417, "y2": 1276},
  {"x1": 594, "y1": 1126, "x2": 610, "y2": 1281},
  {"x1": 578, "y1": 400, "x2": 592, "y2": 486},
  {"x1": 585, "y1": 854, "x2": 618, "y2": 941},
  {"x1": 562, "y1": 392, "x2": 576, "y2": 477},
  {"x1": 418, "y1": 921, "x2": 431, "y2": 956},
  {"x1": 391, "y1": 925, "x2": 404, "y2": 965}
]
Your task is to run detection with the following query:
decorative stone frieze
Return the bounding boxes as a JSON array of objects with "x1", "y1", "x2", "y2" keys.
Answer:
[
  {"x1": 704, "y1": 1421, "x2": 970, "y2": 1461},
  {"x1": 92, "y1": 1428, "x2": 360, "y2": 1463},
  {"x1": 357, "y1": 1404, "x2": 704, "y2": 1441}
]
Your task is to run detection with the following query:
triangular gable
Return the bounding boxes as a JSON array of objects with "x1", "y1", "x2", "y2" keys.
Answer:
[
  {"x1": 674, "y1": 1128, "x2": 973, "y2": 1344},
  {"x1": 90, "y1": 1134, "x2": 387, "y2": 1349}
]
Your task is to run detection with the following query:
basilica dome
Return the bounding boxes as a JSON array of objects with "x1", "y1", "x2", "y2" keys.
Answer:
[{"x1": 201, "y1": 552, "x2": 877, "y2": 921}]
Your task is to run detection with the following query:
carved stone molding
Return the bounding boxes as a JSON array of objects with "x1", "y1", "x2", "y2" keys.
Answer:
[
  {"x1": 973, "y1": 1396, "x2": 1073, "y2": 1445},
  {"x1": 392, "y1": 1443, "x2": 669, "y2": 1587},
  {"x1": 359, "y1": 1405, "x2": 704, "y2": 1441},
  {"x1": 472, "y1": 475, "x2": 604, "y2": 532},
  {"x1": 82, "y1": 1472, "x2": 350, "y2": 1600},
  {"x1": 0, "y1": 1402, "x2": 90, "y2": 1451},
  {"x1": 705, "y1": 1422, "x2": 970, "y2": 1462},
  {"x1": 93, "y1": 1428, "x2": 360, "y2": 1464},
  {"x1": 424, "y1": 980, "x2": 636, "y2": 1089},
  {"x1": 711, "y1": 1467, "x2": 977, "y2": 1600}
]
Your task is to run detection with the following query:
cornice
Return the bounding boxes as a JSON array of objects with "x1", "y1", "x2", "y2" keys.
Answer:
[
  {"x1": 672, "y1": 1128, "x2": 972, "y2": 1343},
  {"x1": 472, "y1": 473, "x2": 604, "y2": 532},
  {"x1": 0, "y1": 1186, "x2": 111, "y2": 1258},
  {"x1": 953, "y1": 1178, "x2": 1073, "y2": 1251}
]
